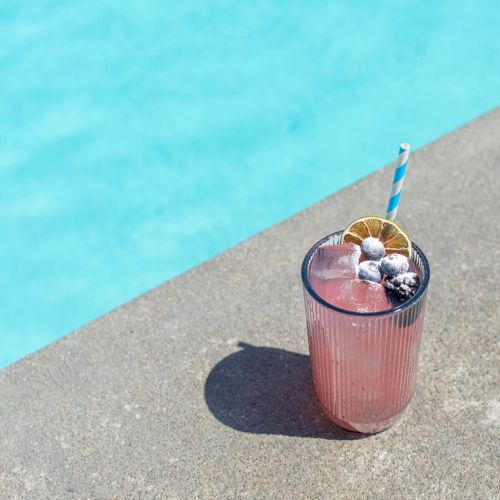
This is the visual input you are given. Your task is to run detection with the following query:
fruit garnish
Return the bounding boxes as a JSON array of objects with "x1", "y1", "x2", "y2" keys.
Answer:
[
  {"x1": 360, "y1": 237, "x2": 385, "y2": 260},
  {"x1": 384, "y1": 272, "x2": 420, "y2": 304},
  {"x1": 341, "y1": 216, "x2": 412, "y2": 258},
  {"x1": 358, "y1": 260, "x2": 382, "y2": 283},
  {"x1": 380, "y1": 253, "x2": 409, "y2": 277}
]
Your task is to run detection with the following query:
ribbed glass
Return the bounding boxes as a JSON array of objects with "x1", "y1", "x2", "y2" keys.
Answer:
[{"x1": 301, "y1": 231, "x2": 430, "y2": 434}]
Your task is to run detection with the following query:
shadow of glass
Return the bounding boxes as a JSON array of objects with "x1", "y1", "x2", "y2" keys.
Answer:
[{"x1": 204, "y1": 342, "x2": 368, "y2": 441}]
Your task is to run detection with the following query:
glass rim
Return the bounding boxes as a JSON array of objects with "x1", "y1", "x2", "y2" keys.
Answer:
[{"x1": 301, "y1": 230, "x2": 431, "y2": 317}]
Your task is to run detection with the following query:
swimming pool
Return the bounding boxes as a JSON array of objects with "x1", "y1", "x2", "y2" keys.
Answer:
[{"x1": 1, "y1": 1, "x2": 499, "y2": 368}]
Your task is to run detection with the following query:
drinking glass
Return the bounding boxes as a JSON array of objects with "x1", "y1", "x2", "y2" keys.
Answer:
[{"x1": 301, "y1": 231, "x2": 430, "y2": 433}]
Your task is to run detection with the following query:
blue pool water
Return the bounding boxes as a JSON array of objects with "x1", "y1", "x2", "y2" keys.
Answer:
[{"x1": 1, "y1": 1, "x2": 499, "y2": 368}]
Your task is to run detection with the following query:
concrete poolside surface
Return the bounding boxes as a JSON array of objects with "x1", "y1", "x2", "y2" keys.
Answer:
[{"x1": 1, "y1": 109, "x2": 499, "y2": 498}]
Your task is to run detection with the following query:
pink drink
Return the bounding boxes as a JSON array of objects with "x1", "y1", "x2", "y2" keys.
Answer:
[{"x1": 302, "y1": 231, "x2": 429, "y2": 433}]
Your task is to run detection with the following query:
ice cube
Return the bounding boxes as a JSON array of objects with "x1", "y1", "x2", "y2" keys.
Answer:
[
  {"x1": 322, "y1": 278, "x2": 392, "y2": 313},
  {"x1": 309, "y1": 243, "x2": 361, "y2": 283}
]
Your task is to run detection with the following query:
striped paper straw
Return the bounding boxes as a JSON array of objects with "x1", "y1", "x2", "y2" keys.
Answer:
[{"x1": 386, "y1": 143, "x2": 411, "y2": 221}]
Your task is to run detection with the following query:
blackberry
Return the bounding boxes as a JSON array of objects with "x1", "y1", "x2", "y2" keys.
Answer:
[{"x1": 384, "y1": 272, "x2": 420, "y2": 304}]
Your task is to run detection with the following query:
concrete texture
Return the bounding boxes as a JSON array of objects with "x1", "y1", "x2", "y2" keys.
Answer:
[{"x1": 1, "y1": 109, "x2": 500, "y2": 499}]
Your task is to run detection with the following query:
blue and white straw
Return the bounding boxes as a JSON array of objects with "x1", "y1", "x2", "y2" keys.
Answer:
[{"x1": 386, "y1": 143, "x2": 411, "y2": 221}]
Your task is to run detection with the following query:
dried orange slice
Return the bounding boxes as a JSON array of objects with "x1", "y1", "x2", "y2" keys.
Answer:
[{"x1": 341, "y1": 216, "x2": 412, "y2": 258}]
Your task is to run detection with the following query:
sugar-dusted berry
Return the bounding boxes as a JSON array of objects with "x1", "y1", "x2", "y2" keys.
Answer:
[
  {"x1": 384, "y1": 272, "x2": 420, "y2": 303},
  {"x1": 380, "y1": 253, "x2": 409, "y2": 277},
  {"x1": 361, "y1": 237, "x2": 385, "y2": 260},
  {"x1": 358, "y1": 260, "x2": 382, "y2": 283}
]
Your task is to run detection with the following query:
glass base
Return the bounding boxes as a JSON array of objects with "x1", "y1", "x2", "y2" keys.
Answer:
[{"x1": 318, "y1": 399, "x2": 408, "y2": 434}]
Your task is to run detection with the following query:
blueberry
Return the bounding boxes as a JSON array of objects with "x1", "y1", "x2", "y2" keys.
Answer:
[
  {"x1": 360, "y1": 237, "x2": 385, "y2": 260},
  {"x1": 384, "y1": 272, "x2": 420, "y2": 304},
  {"x1": 358, "y1": 260, "x2": 382, "y2": 283},
  {"x1": 380, "y1": 253, "x2": 409, "y2": 277}
]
